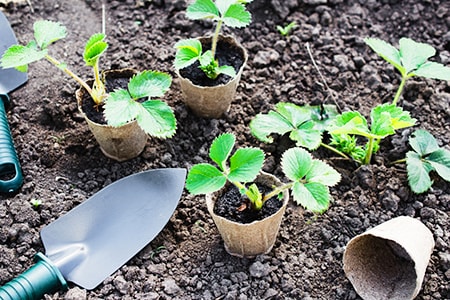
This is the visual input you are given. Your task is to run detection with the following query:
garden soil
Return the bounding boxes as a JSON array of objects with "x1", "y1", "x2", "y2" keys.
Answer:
[{"x1": 0, "y1": 0, "x2": 449, "y2": 299}]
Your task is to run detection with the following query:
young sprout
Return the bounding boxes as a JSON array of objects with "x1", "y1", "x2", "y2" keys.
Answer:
[
  {"x1": 276, "y1": 21, "x2": 297, "y2": 37},
  {"x1": 174, "y1": 0, "x2": 252, "y2": 80},
  {"x1": 1, "y1": 20, "x2": 107, "y2": 105},
  {"x1": 1, "y1": 20, "x2": 177, "y2": 138},
  {"x1": 364, "y1": 37, "x2": 450, "y2": 105},
  {"x1": 186, "y1": 133, "x2": 341, "y2": 213}
]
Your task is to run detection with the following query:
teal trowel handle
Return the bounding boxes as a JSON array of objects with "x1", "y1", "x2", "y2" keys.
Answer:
[
  {"x1": 0, "y1": 94, "x2": 23, "y2": 193},
  {"x1": 0, "y1": 252, "x2": 68, "y2": 300}
]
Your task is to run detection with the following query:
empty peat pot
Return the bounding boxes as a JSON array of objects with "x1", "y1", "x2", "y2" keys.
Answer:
[{"x1": 343, "y1": 216, "x2": 435, "y2": 300}]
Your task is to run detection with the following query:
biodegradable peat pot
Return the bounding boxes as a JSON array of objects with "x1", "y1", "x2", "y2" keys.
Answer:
[
  {"x1": 76, "y1": 68, "x2": 147, "y2": 162},
  {"x1": 176, "y1": 35, "x2": 248, "y2": 119},
  {"x1": 343, "y1": 216, "x2": 435, "y2": 300},
  {"x1": 206, "y1": 172, "x2": 289, "y2": 258}
]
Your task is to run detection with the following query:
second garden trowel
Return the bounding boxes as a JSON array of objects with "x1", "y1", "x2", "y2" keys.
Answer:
[
  {"x1": 0, "y1": 10, "x2": 28, "y2": 193},
  {"x1": 0, "y1": 168, "x2": 186, "y2": 300}
]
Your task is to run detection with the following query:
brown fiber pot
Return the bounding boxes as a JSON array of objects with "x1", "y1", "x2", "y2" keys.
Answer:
[
  {"x1": 343, "y1": 216, "x2": 435, "y2": 300},
  {"x1": 76, "y1": 69, "x2": 148, "y2": 162},
  {"x1": 176, "y1": 35, "x2": 248, "y2": 119},
  {"x1": 206, "y1": 172, "x2": 289, "y2": 258}
]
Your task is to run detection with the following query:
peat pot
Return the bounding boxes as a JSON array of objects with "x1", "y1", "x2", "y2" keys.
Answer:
[
  {"x1": 76, "y1": 68, "x2": 147, "y2": 162},
  {"x1": 343, "y1": 216, "x2": 435, "y2": 300},
  {"x1": 176, "y1": 35, "x2": 248, "y2": 119},
  {"x1": 206, "y1": 172, "x2": 289, "y2": 258}
]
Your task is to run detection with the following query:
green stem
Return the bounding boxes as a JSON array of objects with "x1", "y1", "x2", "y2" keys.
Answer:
[
  {"x1": 364, "y1": 137, "x2": 375, "y2": 165},
  {"x1": 320, "y1": 142, "x2": 351, "y2": 160},
  {"x1": 391, "y1": 158, "x2": 406, "y2": 165},
  {"x1": 211, "y1": 20, "x2": 223, "y2": 59},
  {"x1": 45, "y1": 55, "x2": 93, "y2": 99},
  {"x1": 392, "y1": 74, "x2": 408, "y2": 106},
  {"x1": 262, "y1": 182, "x2": 293, "y2": 202}
]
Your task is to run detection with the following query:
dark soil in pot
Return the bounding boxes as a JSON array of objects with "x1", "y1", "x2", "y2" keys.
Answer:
[
  {"x1": 0, "y1": 0, "x2": 449, "y2": 299},
  {"x1": 214, "y1": 185, "x2": 283, "y2": 223},
  {"x1": 178, "y1": 36, "x2": 246, "y2": 86},
  {"x1": 80, "y1": 69, "x2": 136, "y2": 124}
]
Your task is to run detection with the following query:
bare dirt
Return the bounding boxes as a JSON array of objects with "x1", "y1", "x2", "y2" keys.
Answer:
[{"x1": 0, "y1": 0, "x2": 449, "y2": 299}]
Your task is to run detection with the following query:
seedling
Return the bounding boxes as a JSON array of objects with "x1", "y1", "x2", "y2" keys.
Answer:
[
  {"x1": 1, "y1": 20, "x2": 177, "y2": 138},
  {"x1": 30, "y1": 198, "x2": 42, "y2": 208},
  {"x1": 364, "y1": 37, "x2": 450, "y2": 105},
  {"x1": 174, "y1": 0, "x2": 252, "y2": 80},
  {"x1": 186, "y1": 133, "x2": 341, "y2": 213},
  {"x1": 401, "y1": 129, "x2": 450, "y2": 194},
  {"x1": 276, "y1": 21, "x2": 297, "y2": 37}
]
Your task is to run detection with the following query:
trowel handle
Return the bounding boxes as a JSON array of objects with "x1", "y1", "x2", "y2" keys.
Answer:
[
  {"x1": 0, "y1": 94, "x2": 23, "y2": 193},
  {"x1": 0, "y1": 252, "x2": 68, "y2": 300}
]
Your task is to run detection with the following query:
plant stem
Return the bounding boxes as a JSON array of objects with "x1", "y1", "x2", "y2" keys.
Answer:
[
  {"x1": 363, "y1": 137, "x2": 375, "y2": 165},
  {"x1": 211, "y1": 20, "x2": 223, "y2": 59},
  {"x1": 45, "y1": 55, "x2": 93, "y2": 98},
  {"x1": 262, "y1": 182, "x2": 293, "y2": 202},
  {"x1": 390, "y1": 158, "x2": 406, "y2": 165},
  {"x1": 392, "y1": 74, "x2": 408, "y2": 106},
  {"x1": 320, "y1": 142, "x2": 351, "y2": 160}
]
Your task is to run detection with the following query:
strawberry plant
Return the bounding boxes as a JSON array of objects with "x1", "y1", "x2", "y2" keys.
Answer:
[
  {"x1": 364, "y1": 37, "x2": 450, "y2": 105},
  {"x1": 403, "y1": 130, "x2": 450, "y2": 194},
  {"x1": 186, "y1": 132, "x2": 341, "y2": 213},
  {"x1": 0, "y1": 20, "x2": 177, "y2": 138},
  {"x1": 174, "y1": 0, "x2": 252, "y2": 80}
]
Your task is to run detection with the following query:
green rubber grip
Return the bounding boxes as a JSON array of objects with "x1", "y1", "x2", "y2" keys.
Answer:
[
  {"x1": 0, "y1": 94, "x2": 23, "y2": 193},
  {"x1": 0, "y1": 252, "x2": 68, "y2": 300}
]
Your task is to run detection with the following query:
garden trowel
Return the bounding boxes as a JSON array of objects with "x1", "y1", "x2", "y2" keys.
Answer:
[
  {"x1": 0, "y1": 168, "x2": 186, "y2": 300},
  {"x1": 0, "y1": 10, "x2": 28, "y2": 193}
]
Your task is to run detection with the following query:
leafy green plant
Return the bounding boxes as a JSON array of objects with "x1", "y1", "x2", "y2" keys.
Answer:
[
  {"x1": 1, "y1": 20, "x2": 177, "y2": 138},
  {"x1": 174, "y1": 0, "x2": 252, "y2": 80},
  {"x1": 276, "y1": 21, "x2": 297, "y2": 37},
  {"x1": 364, "y1": 37, "x2": 450, "y2": 105},
  {"x1": 402, "y1": 129, "x2": 450, "y2": 194},
  {"x1": 251, "y1": 102, "x2": 416, "y2": 165},
  {"x1": 186, "y1": 132, "x2": 341, "y2": 213}
]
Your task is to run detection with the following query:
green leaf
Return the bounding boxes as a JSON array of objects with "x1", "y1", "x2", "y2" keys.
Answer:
[
  {"x1": 199, "y1": 50, "x2": 215, "y2": 68},
  {"x1": 249, "y1": 102, "x2": 326, "y2": 149},
  {"x1": 364, "y1": 37, "x2": 404, "y2": 75},
  {"x1": 399, "y1": 37, "x2": 436, "y2": 74},
  {"x1": 186, "y1": 164, "x2": 227, "y2": 194},
  {"x1": 209, "y1": 133, "x2": 235, "y2": 170},
  {"x1": 289, "y1": 121, "x2": 322, "y2": 150},
  {"x1": 328, "y1": 111, "x2": 371, "y2": 138},
  {"x1": 406, "y1": 151, "x2": 433, "y2": 194},
  {"x1": 370, "y1": 103, "x2": 415, "y2": 137},
  {"x1": 409, "y1": 129, "x2": 439, "y2": 156},
  {"x1": 228, "y1": 148, "x2": 264, "y2": 182},
  {"x1": 250, "y1": 111, "x2": 295, "y2": 143},
  {"x1": 292, "y1": 181, "x2": 330, "y2": 213},
  {"x1": 84, "y1": 33, "x2": 108, "y2": 67},
  {"x1": 427, "y1": 149, "x2": 450, "y2": 181},
  {"x1": 309, "y1": 104, "x2": 340, "y2": 132},
  {"x1": 103, "y1": 89, "x2": 139, "y2": 126},
  {"x1": 247, "y1": 183, "x2": 262, "y2": 209},
  {"x1": 128, "y1": 70, "x2": 172, "y2": 99},
  {"x1": 222, "y1": 3, "x2": 251, "y2": 28},
  {"x1": 281, "y1": 147, "x2": 313, "y2": 182},
  {"x1": 34, "y1": 20, "x2": 67, "y2": 49},
  {"x1": 306, "y1": 160, "x2": 341, "y2": 187},
  {"x1": 0, "y1": 43, "x2": 47, "y2": 70},
  {"x1": 186, "y1": 0, "x2": 220, "y2": 20},
  {"x1": 174, "y1": 39, "x2": 202, "y2": 70},
  {"x1": 217, "y1": 65, "x2": 236, "y2": 77},
  {"x1": 138, "y1": 100, "x2": 177, "y2": 138},
  {"x1": 412, "y1": 61, "x2": 450, "y2": 81}
]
